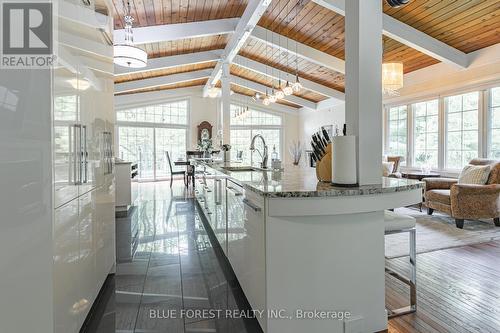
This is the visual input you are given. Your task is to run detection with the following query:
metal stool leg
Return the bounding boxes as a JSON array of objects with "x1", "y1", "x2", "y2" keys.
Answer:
[{"x1": 386, "y1": 227, "x2": 417, "y2": 318}]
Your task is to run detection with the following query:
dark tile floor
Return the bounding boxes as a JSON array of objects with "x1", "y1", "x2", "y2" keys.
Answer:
[{"x1": 82, "y1": 182, "x2": 262, "y2": 333}]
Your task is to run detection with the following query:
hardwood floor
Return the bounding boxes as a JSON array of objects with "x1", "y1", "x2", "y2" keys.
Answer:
[{"x1": 387, "y1": 241, "x2": 500, "y2": 333}]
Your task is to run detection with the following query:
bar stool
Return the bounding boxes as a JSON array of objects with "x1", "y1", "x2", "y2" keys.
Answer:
[{"x1": 384, "y1": 210, "x2": 417, "y2": 318}]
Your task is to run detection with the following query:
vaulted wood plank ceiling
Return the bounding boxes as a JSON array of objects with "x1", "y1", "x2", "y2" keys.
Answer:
[{"x1": 113, "y1": 0, "x2": 500, "y2": 106}]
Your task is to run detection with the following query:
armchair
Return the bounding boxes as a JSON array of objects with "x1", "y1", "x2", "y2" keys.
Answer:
[{"x1": 424, "y1": 159, "x2": 500, "y2": 229}]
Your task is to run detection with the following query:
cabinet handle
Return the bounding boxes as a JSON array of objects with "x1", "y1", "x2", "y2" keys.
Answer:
[
  {"x1": 73, "y1": 124, "x2": 82, "y2": 185},
  {"x1": 215, "y1": 179, "x2": 222, "y2": 205},
  {"x1": 82, "y1": 125, "x2": 88, "y2": 183},
  {"x1": 226, "y1": 186, "x2": 243, "y2": 196},
  {"x1": 243, "y1": 198, "x2": 262, "y2": 212}
]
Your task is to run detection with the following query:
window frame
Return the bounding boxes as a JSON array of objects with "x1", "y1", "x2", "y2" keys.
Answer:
[
  {"x1": 412, "y1": 99, "x2": 440, "y2": 169},
  {"x1": 383, "y1": 84, "x2": 497, "y2": 173},
  {"x1": 386, "y1": 105, "x2": 408, "y2": 166},
  {"x1": 443, "y1": 91, "x2": 481, "y2": 171}
]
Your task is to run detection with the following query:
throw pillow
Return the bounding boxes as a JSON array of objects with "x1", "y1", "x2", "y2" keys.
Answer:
[
  {"x1": 382, "y1": 161, "x2": 395, "y2": 177},
  {"x1": 458, "y1": 164, "x2": 491, "y2": 184}
]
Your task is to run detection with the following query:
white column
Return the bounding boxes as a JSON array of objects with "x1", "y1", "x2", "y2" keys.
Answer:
[
  {"x1": 220, "y1": 62, "x2": 231, "y2": 145},
  {"x1": 345, "y1": 0, "x2": 383, "y2": 185}
]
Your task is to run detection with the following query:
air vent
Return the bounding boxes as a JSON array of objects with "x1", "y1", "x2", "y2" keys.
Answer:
[{"x1": 386, "y1": 0, "x2": 410, "y2": 8}]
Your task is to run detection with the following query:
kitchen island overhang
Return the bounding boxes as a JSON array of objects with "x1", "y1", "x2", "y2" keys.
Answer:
[{"x1": 193, "y1": 160, "x2": 424, "y2": 333}]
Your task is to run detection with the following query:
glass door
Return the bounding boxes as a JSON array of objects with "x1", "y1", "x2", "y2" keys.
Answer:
[
  {"x1": 155, "y1": 128, "x2": 187, "y2": 179},
  {"x1": 118, "y1": 126, "x2": 155, "y2": 180},
  {"x1": 118, "y1": 126, "x2": 187, "y2": 181}
]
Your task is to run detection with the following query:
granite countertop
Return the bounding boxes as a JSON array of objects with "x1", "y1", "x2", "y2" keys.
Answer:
[{"x1": 194, "y1": 160, "x2": 424, "y2": 198}]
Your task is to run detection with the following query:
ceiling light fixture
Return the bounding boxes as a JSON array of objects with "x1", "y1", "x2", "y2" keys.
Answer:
[
  {"x1": 382, "y1": 62, "x2": 404, "y2": 95},
  {"x1": 283, "y1": 81, "x2": 293, "y2": 96},
  {"x1": 386, "y1": 0, "x2": 410, "y2": 8},
  {"x1": 114, "y1": 1, "x2": 148, "y2": 68}
]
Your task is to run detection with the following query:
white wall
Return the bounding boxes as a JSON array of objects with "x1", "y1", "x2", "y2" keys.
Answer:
[
  {"x1": 115, "y1": 86, "x2": 300, "y2": 164},
  {"x1": 299, "y1": 104, "x2": 345, "y2": 160}
]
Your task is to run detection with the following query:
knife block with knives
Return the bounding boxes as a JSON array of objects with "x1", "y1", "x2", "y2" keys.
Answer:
[{"x1": 311, "y1": 127, "x2": 333, "y2": 182}]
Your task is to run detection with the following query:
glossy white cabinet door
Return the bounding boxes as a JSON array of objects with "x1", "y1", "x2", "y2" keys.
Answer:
[
  {"x1": 54, "y1": 199, "x2": 81, "y2": 333},
  {"x1": 226, "y1": 182, "x2": 245, "y2": 269},
  {"x1": 78, "y1": 190, "x2": 97, "y2": 325},
  {"x1": 214, "y1": 178, "x2": 227, "y2": 254},
  {"x1": 54, "y1": 67, "x2": 80, "y2": 208},
  {"x1": 238, "y1": 193, "x2": 266, "y2": 329},
  {"x1": 78, "y1": 69, "x2": 98, "y2": 195},
  {"x1": 95, "y1": 178, "x2": 116, "y2": 288}
]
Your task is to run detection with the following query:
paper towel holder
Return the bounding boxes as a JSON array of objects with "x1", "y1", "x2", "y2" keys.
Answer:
[{"x1": 331, "y1": 135, "x2": 359, "y2": 187}]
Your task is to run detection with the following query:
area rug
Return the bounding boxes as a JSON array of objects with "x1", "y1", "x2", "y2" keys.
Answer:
[{"x1": 385, "y1": 207, "x2": 500, "y2": 259}]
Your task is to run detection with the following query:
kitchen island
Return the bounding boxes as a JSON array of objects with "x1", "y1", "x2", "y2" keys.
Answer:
[{"x1": 193, "y1": 160, "x2": 424, "y2": 333}]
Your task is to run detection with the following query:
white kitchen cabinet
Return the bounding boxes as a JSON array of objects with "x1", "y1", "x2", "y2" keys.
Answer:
[
  {"x1": 226, "y1": 180, "x2": 245, "y2": 269},
  {"x1": 225, "y1": 183, "x2": 266, "y2": 328},
  {"x1": 0, "y1": 2, "x2": 115, "y2": 332},
  {"x1": 213, "y1": 176, "x2": 227, "y2": 254},
  {"x1": 239, "y1": 191, "x2": 266, "y2": 329},
  {"x1": 53, "y1": 199, "x2": 81, "y2": 333}
]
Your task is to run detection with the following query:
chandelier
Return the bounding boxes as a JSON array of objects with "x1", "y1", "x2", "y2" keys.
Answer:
[
  {"x1": 382, "y1": 62, "x2": 403, "y2": 95},
  {"x1": 114, "y1": 1, "x2": 148, "y2": 68}
]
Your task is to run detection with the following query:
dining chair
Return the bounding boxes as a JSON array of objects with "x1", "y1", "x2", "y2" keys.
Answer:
[
  {"x1": 166, "y1": 151, "x2": 186, "y2": 188},
  {"x1": 186, "y1": 151, "x2": 203, "y2": 187}
]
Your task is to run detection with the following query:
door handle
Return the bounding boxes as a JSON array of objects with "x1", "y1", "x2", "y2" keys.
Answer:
[{"x1": 243, "y1": 198, "x2": 262, "y2": 212}]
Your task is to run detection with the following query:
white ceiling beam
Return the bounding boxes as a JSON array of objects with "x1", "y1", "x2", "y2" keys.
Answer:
[
  {"x1": 115, "y1": 69, "x2": 212, "y2": 94},
  {"x1": 204, "y1": 0, "x2": 272, "y2": 95},
  {"x1": 114, "y1": 18, "x2": 239, "y2": 45},
  {"x1": 230, "y1": 75, "x2": 317, "y2": 110},
  {"x1": 250, "y1": 26, "x2": 346, "y2": 74},
  {"x1": 59, "y1": 0, "x2": 111, "y2": 34},
  {"x1": 312, "y1": 0, "x2": 469, "y2": 68},
  {"x1": 233, "y1": 55, "x2": 345, "y2": 101},
  {"x1": 59, "y1": 31, "x2": 113, "y2": 58},
  {"x1": 114, "y1": 50, "x2": 223, "y2": 76}
]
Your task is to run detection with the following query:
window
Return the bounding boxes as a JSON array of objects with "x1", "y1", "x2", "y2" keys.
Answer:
[
  {"x1": 413, "y1": 99, "x2": 439, "y2": 168},
  {"x1": 387, "y1": 105, "x2": 407, "y2": 164},
  {"x1": 489, "y1": 87, "x2": 500, "y2": 159},
  {"x1": 230, "y1": 105, "x2": 282, "y2": 167},
  {"x1": 445, "y1": 92, "x2": 479, "y2": 169},
  {"x1": 116, "y1": 100, "x2": 188, "y2": 125},
  {"x1": 117, "y1": 100, "x2": 189, "y2": 180}
]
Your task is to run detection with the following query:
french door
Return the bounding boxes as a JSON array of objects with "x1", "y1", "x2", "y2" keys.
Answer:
[{"x1": 118, "y1": 125, "x2": 187, "y2": 181}]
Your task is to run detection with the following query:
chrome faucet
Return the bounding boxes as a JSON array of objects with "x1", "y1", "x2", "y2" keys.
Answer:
[{"x1": 250, "y1": 134, "x2": 268, "y2": 169}]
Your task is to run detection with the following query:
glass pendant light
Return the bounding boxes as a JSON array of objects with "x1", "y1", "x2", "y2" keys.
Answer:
[
  {"x1": 114, "y1": 1, "x2": 148, "y2": 68},
  {"x1": 292, "y1": 74, "x2": 302, "y2": 93},
  {"x1": 283, "y1": 81, "x2": 293, "y2": 96},
  {"x1": 275, "y1": 80, "x2": 285, "y2": 99},
  {"x1": 269, "y1": 89, "x2": 277, "y2": 103},
  {"x1": 382, "y1": 62, "x2": 404, "y2": 95}
]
